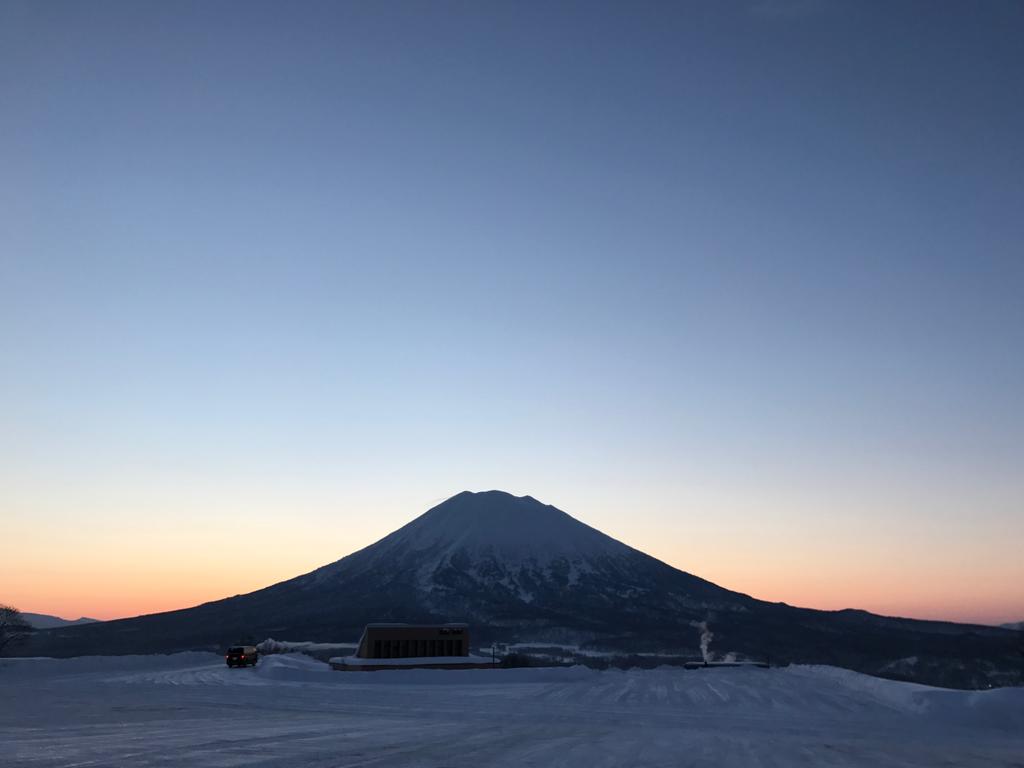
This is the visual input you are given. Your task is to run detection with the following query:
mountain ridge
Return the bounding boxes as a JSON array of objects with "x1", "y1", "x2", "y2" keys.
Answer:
[{"x1": 21, "y1": 613, "x2": 100, "y2": 630}]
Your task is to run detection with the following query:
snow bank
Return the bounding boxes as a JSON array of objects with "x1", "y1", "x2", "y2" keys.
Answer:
[
  {"x1": 257, "y1": 637, "x2": 357, "y2": 654},
  {"x1": 0, "y1": 652, "x2": 219, "y2": 680}
]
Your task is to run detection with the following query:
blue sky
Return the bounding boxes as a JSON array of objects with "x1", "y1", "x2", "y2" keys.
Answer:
[{"x1": 1, "y1": 1, "x2": 1022, "y2": 623}]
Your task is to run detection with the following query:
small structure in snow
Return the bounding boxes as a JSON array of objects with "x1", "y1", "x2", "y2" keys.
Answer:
[
  {"x1": 330, "y1": 623, "x2": 494, "y2": 671},
  {"x1": 683, "y1": 660, "x2": 769, "y2": 670}
]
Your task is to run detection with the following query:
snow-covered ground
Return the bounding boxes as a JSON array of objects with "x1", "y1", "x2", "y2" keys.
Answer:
[{"x1": 2, "y1": 653, "x2": 1022, "y2": 767}]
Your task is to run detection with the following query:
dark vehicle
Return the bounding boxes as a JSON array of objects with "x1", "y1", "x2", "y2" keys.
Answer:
[{"x1": 225, "y1": 645, "x2": 258, "y2": 667}]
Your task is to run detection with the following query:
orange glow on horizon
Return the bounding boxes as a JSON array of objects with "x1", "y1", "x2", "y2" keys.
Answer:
[
  {"x1": 9, "y1": 549, "x2": 1021, "y2": 628},
  {"x1": 4, "y1": 494, "x2": 1021, "y2": 628}
]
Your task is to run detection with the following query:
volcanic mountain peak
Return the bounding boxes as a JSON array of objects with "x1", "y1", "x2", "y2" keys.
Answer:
[{"x1": 380, "y1": 490, "x2": 634, "y2": 563}]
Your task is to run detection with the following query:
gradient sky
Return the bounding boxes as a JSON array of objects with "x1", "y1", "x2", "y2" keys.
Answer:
[{"x1": 2, "y1": 1, "x2": 1022, "y2": 625}]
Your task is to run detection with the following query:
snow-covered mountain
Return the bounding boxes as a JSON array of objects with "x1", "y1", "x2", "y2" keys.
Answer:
[
  {"x1": 19, "y1": 491, "x2": 1023, "y2": 689},
  {"x1": 305, "y1": 490, "x2": 744, "y2": 623},
  {"x1": 21, "y1": 613, "x2": 99, "y2": 629}
]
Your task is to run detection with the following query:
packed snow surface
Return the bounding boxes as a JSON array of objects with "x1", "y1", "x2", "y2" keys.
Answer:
[{"x1": 2, "y1": 653, "x2": 1022, "y2": 767}]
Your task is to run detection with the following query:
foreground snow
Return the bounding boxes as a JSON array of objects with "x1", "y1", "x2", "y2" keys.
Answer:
[{"x1": 1, "y1": 654, "x2": 1022, "y2": 767}]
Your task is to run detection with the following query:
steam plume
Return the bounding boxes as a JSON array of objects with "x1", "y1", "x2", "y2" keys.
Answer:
[{"x1": 690, "y1": 620, "x2": 713, "y2": 662}]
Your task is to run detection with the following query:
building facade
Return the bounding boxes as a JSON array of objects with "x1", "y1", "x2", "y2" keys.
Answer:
[
  {"x1": 356, "y1": 623, "x2": 469, "y2": 659},
  {"x1": 330, "y1": 623, "x2": 493, "y2": 671}
]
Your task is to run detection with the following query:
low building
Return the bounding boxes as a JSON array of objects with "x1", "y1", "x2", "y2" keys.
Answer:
[{"x1": 329, "y1": 623, "x2": 494, "y2": 671}]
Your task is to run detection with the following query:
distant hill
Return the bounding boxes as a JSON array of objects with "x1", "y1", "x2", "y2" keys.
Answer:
[
  {"x1": 1001, "y1": 621, "x2": 1024, "y2": 631},
  {"x1": 18, "y1": 491, "x2": 1024, "y2": 689},
  {"x1": 22, "y1": 613, "x2": 100, "y2": 629}
]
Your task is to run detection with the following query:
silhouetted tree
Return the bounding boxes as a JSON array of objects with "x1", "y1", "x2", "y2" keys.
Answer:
[{"x1": 0, "y1": 605, "x2": 32, "y2": 656}]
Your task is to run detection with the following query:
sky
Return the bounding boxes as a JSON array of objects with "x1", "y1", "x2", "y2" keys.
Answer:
[{"x1": 1, "y1": 0, "x2": 1022, "y2": 626}]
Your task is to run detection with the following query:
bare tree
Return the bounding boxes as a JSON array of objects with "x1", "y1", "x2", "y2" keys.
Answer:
[{"x1": 0, "y1": 604, "x2": 32, "y2": 656}]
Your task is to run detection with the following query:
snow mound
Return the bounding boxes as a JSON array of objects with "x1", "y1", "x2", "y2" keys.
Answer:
[
  {"x1": 257, "y1": 637, "x2": 357, "y2": 654},
  {"x1": 104, "y1": 651, "x2": 333, "y2": 686}
]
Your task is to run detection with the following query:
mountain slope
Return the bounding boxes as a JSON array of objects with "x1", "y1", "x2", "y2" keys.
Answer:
[
  {"x1": 22, "y1": 613, "x2": 100, "y2": 629},
  {"x1": 20, "y1": 491, "x2": 1023, "y2": 688}
]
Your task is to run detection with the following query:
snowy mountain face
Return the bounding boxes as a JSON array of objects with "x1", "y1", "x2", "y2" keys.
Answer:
[
  {"x1": 302, "y1": 490, "x2": 745, "y2": 633},
  {"x1": 381, "y1": 491, "x2": 632, "y2": 562},
  {"x1": 319, "y1": 490, "x2": 639, "y2": 581},
  {"x1": 18, "y1": 491, "x2": 1024, "y2": 689},
  {"x1": 313, "y1": 491, "x2": 727, "y2": 592}
]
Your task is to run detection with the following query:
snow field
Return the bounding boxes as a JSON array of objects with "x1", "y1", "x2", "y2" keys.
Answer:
[{"x1": 1, "y1": 653, "x2": 1022, "y2": 767}]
